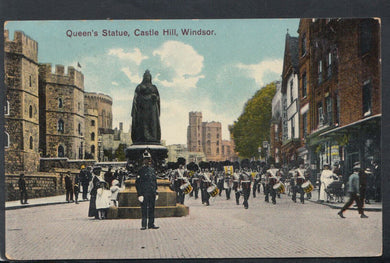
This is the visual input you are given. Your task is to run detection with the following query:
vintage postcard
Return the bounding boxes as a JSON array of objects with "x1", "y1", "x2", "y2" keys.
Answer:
[{"x1": 3, "y1": 19, "x2": 382, "y2": 260}]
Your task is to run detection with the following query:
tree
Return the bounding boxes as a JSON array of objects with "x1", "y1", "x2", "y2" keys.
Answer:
[
  {"x1": 232, "y1": 82, "x2": 277, "y2": 158},
  {"x1": 114, "y1": 144, "x2": 127, "y2": 161}
]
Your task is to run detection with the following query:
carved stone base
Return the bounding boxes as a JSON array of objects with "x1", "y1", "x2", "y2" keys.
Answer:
[{"x1": 107, "y1": 179, "x2": 189, "y2": 219}]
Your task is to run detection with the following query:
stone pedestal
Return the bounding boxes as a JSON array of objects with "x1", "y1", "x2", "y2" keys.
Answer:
[
  {"x1": 107, "y1": 179, "x2": 189, "y2": 219},
  {"x1": 125, "y1": 144, "x2": 168, "y2": 162}
]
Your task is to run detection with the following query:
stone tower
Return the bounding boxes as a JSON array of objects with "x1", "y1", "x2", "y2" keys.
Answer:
[
  {"x1": 39, "y1": 64, "x2": 85, "y2": 159},
  {"x1": 84, "y1": 92, "x2": 113, "y2": 135},
  {"x1": 187, "y1": 112, "x2": 203, "y2": 152},
  {"x1": 4, "y1": 30, "x2": 40, "y2": 173}
]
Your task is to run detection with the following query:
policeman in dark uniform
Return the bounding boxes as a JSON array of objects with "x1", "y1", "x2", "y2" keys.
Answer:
[{"x1": 135, "y1": 150, "x2": 159, "y2": 230}]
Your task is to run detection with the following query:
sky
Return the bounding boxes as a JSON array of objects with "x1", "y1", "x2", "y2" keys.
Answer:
[{"x1": 5, "y1": 19, "x2": 299, "y2": 145}]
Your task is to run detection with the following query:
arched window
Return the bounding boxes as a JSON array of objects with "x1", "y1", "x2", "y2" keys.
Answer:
[
  {"x1": 58, "y1": 98, "x2": 63, "y2": 108},
  {"x1": 29, "y1": 75, "x2": 32, "y2": 87},
  {"x1": 29, "y1": 136, "x2": 33, "y2": 149},
  {"x1": 91, "y1": 120, "x2": 95, "y2": 126},
  {"x1": 4, "y1": 132, "x2": 9, "y2": 148},
  {"x1": 29, "y1": 105, "x2": 33, "y2": 118},
  {"x1": 91, "y1": 132, "x2": 95, "y2": 141},
  {"x1": 58, "y1": 119, "x2": 64, "y2": 132},
  {"x1": 4, "y1": 100, "x2": 9, "y2": 116},
  {"x1": 58, "y1": 145, "x2": 64, "y2": 157},
  {"x1": 91, "y1": 145, "x2": 95, "y2": 154},
  {"x1": 78, "y1": 123, "x2": 81, "y2": 135}
]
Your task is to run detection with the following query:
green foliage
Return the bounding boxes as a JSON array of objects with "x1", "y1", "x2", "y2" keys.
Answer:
[
  {"x1": 231, "y1": 82, "x2": 277, "y2": 158},
  {"x1": 114, "y1": 144, "x2": 127, "y2": 161}
]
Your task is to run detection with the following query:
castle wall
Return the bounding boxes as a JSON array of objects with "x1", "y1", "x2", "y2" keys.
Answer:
[
  {"x1": 4, "y1": 30, "x2": 40, "y2": 173},
  {"x1": 39, "y1": 64, "x2": 85, "y2": 159}
]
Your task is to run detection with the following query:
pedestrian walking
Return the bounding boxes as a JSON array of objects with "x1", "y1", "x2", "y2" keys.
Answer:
[
  {"x1": 65, "y1": 171, "x2": 74, "y2": 203},
  {"x1": 135, "y1": 150, "x2": 159, "y2": 230},
  {"x1": 74, "y1": 172, "x2": 80, "y2": 204},
  {"x1": 338, "y1": 163, "x2": 368, "y2": 218},
  {"x1": 18, "y1": 173, "x2": 28, "y2": 204}
]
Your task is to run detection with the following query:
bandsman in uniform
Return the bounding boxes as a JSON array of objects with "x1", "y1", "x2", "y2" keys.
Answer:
[
  {"x1": 200, "y1": 169, "x2": 212, "y2": 206},
  {"x1": 253, "y1": 170, "x2": 261, "y2": 198},
  {"x1": 265, "y1": 164, "x2": 279, "y2": 204},
  {"x1": 216, "y1": 171, "x2": 224, "y2": 197},
  {"x1": 233, "y1": 169, "x2": 241, "y2": 205},
  {"x1": 292, "y1": 164, "x2": 306, "y2": 204},
  {"x1": 223, "y1": 168, "x2": 233, "y2": 200},
  {"x1": 240, "y1": 159, "x2": 252, "y2": 209},
  {"x1": 191, "y1": 169, "x2": 201, "y2": 199},
  {"x1": 173, "y1": 157, "x2": 188, "y2": 205}
]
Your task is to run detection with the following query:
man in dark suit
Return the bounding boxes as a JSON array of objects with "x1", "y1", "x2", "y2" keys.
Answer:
[
  {"x1": 18, "y1": 173, "x2": 28, "y2": 204},
  {"x1": 135, "y1": 150, "x2": 159, "y2": 230}
]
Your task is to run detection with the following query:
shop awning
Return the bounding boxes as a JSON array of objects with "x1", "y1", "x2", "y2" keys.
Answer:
[{"x1": 319, "y1": 114, "x2": 381, "y2": 137}]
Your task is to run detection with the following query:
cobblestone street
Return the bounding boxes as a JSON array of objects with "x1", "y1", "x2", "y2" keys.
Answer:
[{"x1": 5, "y1": 191, "x2": 382, "y2": 260}]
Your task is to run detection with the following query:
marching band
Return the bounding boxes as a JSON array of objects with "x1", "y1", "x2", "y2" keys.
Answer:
[{"x1": 162, "y1": 158, "x2": 317, "y2": 209}]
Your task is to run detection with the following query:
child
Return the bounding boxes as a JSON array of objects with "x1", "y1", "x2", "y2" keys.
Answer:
[
  {"x1": 110, "y1": 179, "x2": 121, "y2": 207},
  {"x1": 95, "y1": 181, "x2": 111, "y2": 219}
]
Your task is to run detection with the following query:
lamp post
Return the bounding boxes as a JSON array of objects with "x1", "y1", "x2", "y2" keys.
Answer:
[{"x1": 98, "y1": 138, "x2": 102, "y2": 162}]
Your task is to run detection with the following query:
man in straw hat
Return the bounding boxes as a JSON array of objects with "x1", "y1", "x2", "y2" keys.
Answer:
[{"x1": 338, "y1": 163, "x2": 368, "y2": 218}]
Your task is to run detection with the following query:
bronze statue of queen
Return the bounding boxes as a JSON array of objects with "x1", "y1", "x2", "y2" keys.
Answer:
[{"x1": 131, "y1": 70, "x2": 161, "y2": 144}]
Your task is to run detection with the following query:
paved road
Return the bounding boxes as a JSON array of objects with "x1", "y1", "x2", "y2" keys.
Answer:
[{"x1": 5, "y1": 192, "x2": 382, "y2": 260}]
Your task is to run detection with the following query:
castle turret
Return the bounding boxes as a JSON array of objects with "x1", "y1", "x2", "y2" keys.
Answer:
[{"x1": 4, "y1": 30, "x2": 40, "y2": 173}]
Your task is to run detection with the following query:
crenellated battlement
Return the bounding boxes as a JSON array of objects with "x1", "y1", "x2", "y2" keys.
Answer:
[
  {"x1": 4, "y1": 30, "x2": 38, "y2": 63},
  {"x1": 84, "y1": 92, "x2": 113, "y2": 105},
  {"x1": 38, "y1": 63, "x2": 84, "y2": 90}
]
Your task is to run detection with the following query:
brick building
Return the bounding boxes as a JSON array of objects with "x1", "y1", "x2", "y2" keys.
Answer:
[
  {"x1": 187, "y1": 112, "x2": 236, "y2": 162},
  {"x1": 38, "y1": 64, "x2": 85, "y2": 159},
  {"x1": 187, "y1": 112, "x2": 203, "y2": 152},
  {"x1": 302, "y1": 18, "x2": 381, "y2": 174},
  {"x1": 4, "y1": 30, "x2": 40, "y2": 173}
]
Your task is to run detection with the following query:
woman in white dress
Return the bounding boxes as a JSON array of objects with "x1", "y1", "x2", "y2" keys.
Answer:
[
  {"x1": 319, "y1": 163, "x2": 336, "y2": 202},
  {"x1": 95, "y1": 178, "x2": 111, "y2": 219}
]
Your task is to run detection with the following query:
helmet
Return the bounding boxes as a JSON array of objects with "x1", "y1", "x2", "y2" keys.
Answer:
[
  {"x1": 81, "y1": 165, "x2": 85, "y2": 169},
  {"x1": 143, "y1": 150, "x2": 152, "y2": 159}
]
